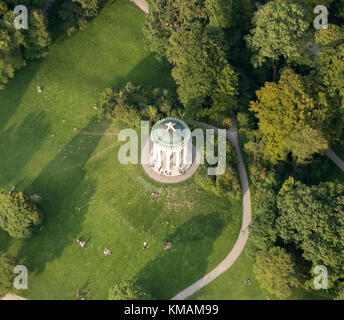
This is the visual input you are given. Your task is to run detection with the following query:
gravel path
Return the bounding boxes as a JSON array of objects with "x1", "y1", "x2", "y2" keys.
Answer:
[{"x1": 129, "y1": 0, "x2": 149, "y2": 14}]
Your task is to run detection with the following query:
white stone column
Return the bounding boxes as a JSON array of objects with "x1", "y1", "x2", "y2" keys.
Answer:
[
  {"x1": 157, "y1": 148, "x2": 162, "y2": 167},
  {"x1": 152, "y1": 143, "x2": 157, "y2": 161},
  {"x1": 166, "y1": 150, "x2": 171, "y2": 172},
  {"x1": 176, "y1": 149, "x2": 181, "y2": 168},
  {"x1": 183, "y1": 144, "x2": 188, "y2": 164}
]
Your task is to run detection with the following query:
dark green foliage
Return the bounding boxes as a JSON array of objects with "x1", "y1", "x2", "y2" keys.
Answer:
[
  {"x1": 0, "y1": 192, "x2": 42, "y2": 238},
  {"x1": 4, "y1": 0, "x2": 45, "y2": 9},
  {"x1": 0, "y1": 2, "x2": 50, "y2": 89},
  {"x1": 144, "y1": 0, "x2": 240, "y2": 121},
  {"x1": 253, "y1": 246, "x2": 299, "y2": 299},
  {"x1": 23, "y1": 10, "x2": 51, "y2": 59},
  {"x1": 99, "y1": 82, "x2": 182, "y2": 127},
  {"x1": 108, "y1": 280, "x2": 154, "y2": 300},
  {"x1": 194, "y1": 140, "x2": 240, "y2": 199},
  {"x1": 276, "y1": 181, "x2": 344, "y2": 287},
  {"x1": 334, "y1": 282, "x2": 344, "y2": 300},
  {"x1": 58, "y1": 0, "x2": 101, "y2": 36},
  {"x1": 312, "y1": 24, "x2": 344, "y2": 143},
  {"x1": 0, "y1": 1, "x2": 26, "y2": 89},
  {"x1": 246, "y1": 0, "x2": 311, "y2": 80},
  {"x1": 247, "y1": 208, "x2": 277, "y2": 257},
  {"x1": 0, "y1": 254, "x2": 16, "y2": 297}
]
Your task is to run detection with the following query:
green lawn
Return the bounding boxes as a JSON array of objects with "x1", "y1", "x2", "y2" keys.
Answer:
[
  {"x1": 191, "y1": 248, "x2": 330, "y2": 300},
  {"x1": 0, "y1": 0, "x2": 242, "y2": 300}
]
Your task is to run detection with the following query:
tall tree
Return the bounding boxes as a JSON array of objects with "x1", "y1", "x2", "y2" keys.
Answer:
[
  {"x1": 276, "y1": 180, "x2": 344, "y2": 286},
  {"x1": 312, "y1": 24, "x2": 344, "y2": 142},
  {"x1": 167, "y1": 27, "x2": 238, "y2": 120},
  {"x1": 253, "y1": 246, "x2": 299, "y2": 299},
  {"x1": 23, "y1": 9, "x2": 51, "y2": 59},
  {"x1": 59, "y1": 0, "x2": 100, "y2": 36},
  {"x1": 0, "y1": 1, "x2": 25, "y2": 89},
  {"x1": 250, "y1": 68, "x2": 331, "y2": 164},
  {"x1": 245, "y1": 0, "x2": 311, "y2": 81},
  {"x1": 108, "y1": 280, "x2": 154, "y2": 300}
]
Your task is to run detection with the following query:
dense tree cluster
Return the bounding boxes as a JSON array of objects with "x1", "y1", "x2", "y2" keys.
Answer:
[
  {"x1": 0, "y1": 1, "x2": 50, "y2": 89},
  {"x1": 144, "y1": 0, "x2": 253, "y2": 124},
  {"x1": 99, "y1": 82, "x2": 182, "y2": 127},
  {"x1": 58, "y1": 0, "x2": 102, "y2": 36}
]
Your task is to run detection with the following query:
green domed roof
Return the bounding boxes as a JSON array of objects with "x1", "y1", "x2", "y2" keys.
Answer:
[{"x1": 151, "y1": 118, "x2": 191, "y2": 151}]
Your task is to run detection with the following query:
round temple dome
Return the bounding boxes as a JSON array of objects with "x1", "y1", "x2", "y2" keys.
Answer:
[{"x1": 150, "y1": 118, "x2": 191, "y2": 151}]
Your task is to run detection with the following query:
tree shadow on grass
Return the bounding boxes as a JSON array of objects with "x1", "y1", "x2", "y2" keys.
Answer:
[
  {"x1": 0, "y1": 61, "x2": 43, "y2": 132},
  {"x1": 134, "y1": 213, "x2": 226, "y2": 299},
  {"x1": 0, "y1": 112, "x2": 51, "y2": 188},
  {"x1": 116, "y1": 53, "x2": 176, "y2": 90},
  {"x1": 17, "y1": 119, "x2": 110, "y2": 275},
  {"x1": 0, "y1": 229, "x2": 11, "y2": 253}
]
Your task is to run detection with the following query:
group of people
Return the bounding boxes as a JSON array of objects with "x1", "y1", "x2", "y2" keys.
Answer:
[
  {"x1": 76, "y1": 239, "x2": 112, "y2": 256},
  {"x1": 142, "y1": 241, "x2": 172, "y2": 251},
  {"x1": 77, "y1": 238, "x2": 171, "y2": 255}
]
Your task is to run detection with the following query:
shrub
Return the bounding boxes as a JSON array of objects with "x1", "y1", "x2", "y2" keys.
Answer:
[
  {"x1": 194, "y1": 141, "x2": 241, "y2": 199},
  {"x1": 0, "y1": 192, "x2": 42, "y2": 238},
  {"x1": 100, "y1": 82, "x2": 182, "y2": 127},
  {"x1": 108, "y1": 280, "x2": 154, "y2": 300},
  {"x1": 0, "y1": 254, "x2": 17, "y2": 297}
]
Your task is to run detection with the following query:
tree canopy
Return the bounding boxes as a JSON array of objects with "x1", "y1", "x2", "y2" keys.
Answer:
[
  {"x1": 253, "y1": 246, "x2": 299, "y2": 299},
  {"x1": 250, "y1": 68, "x2": 330, "y2": 164},
  {"x1": 245, "y1": 0, "x2": 311, "y2": 80},
  {"x1": 277, "y1": 180, "x2": 344, "y2": 286},
  {"x1": 0, "y1": 192, "x2": 42, "y2": 238}
]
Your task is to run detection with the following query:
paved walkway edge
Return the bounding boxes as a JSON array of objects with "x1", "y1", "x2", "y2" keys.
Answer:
[
  {"x1": 325, "y1": 149, "x2": 344, "y2": 173},
  {"x1": 171, "y1": 118, "x2": 251, "y2": 300},
  {"x1": 1, "y1": 294, "x2": 26, "y2": 300}
]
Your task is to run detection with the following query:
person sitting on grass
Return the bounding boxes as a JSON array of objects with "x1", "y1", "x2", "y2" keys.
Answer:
[
  {"x1": 163, "y1": 241, "x2": 172, "y2": 250},
  {"x1": 104, "y1": 248, "x2": 112, "y2": 256},
  {"x1": 151, "y1": 192, "x2": 159, "y2": 199},
  {"x1": 77, "y1": 239, "x2": 86, "y2": 248}
]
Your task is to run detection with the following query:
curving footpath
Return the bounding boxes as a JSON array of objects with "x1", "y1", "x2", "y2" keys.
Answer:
[
  {"x1": 171, "y1": 118, "x2": 252, "y2": 300},
  {"x1": 324, "y1": 149, "x2": 344, "y2": 173}
]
